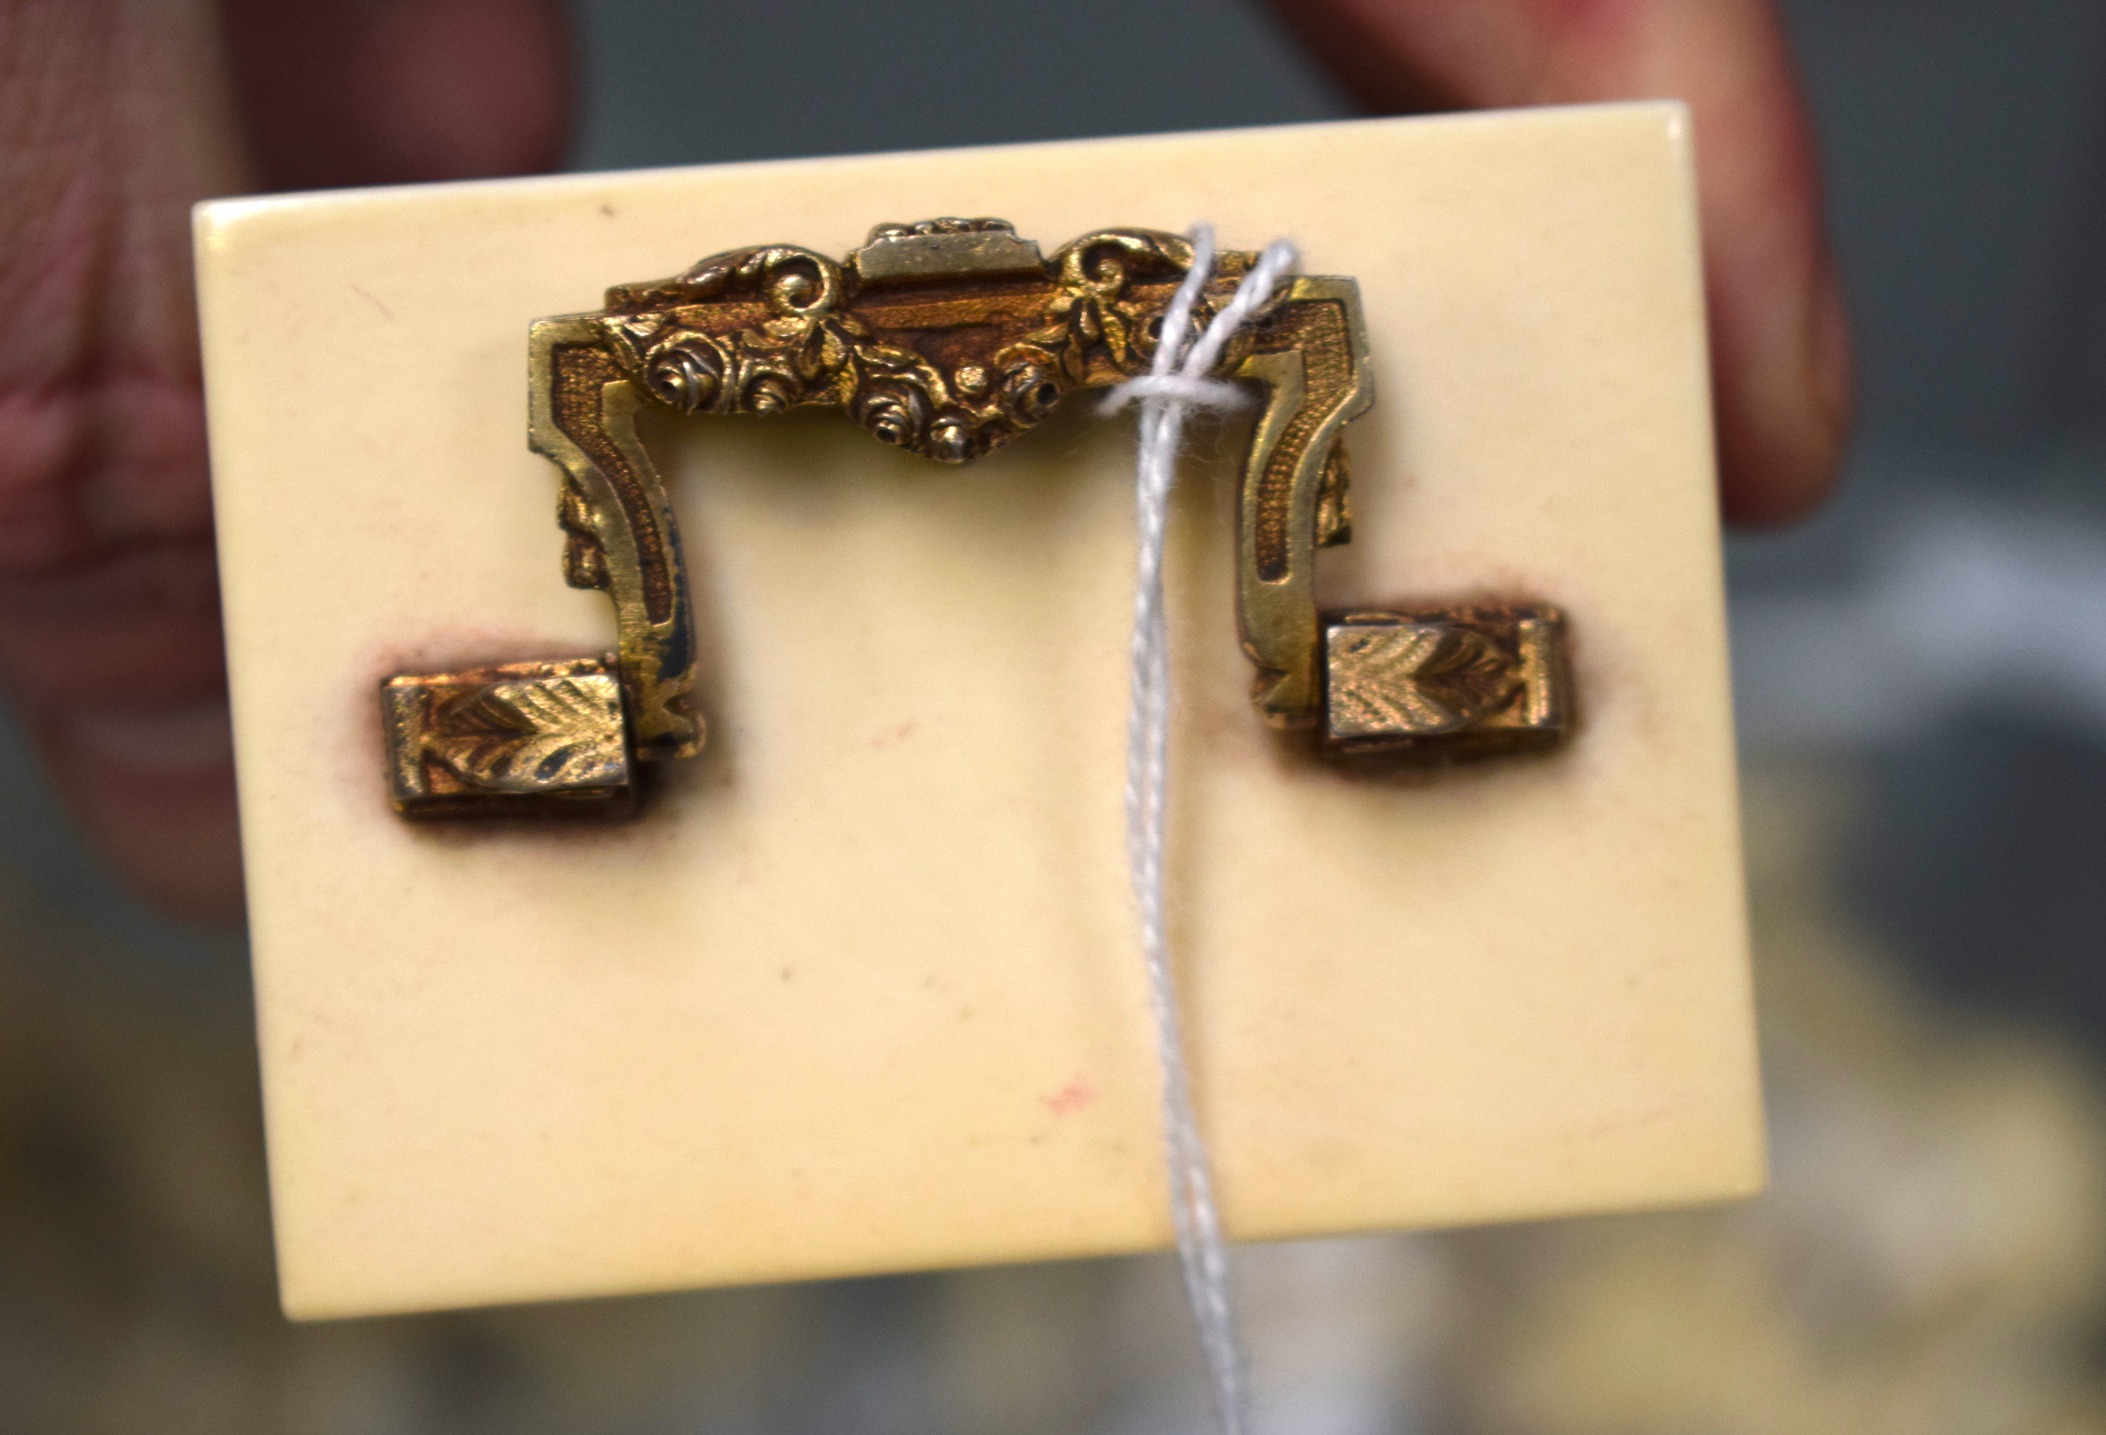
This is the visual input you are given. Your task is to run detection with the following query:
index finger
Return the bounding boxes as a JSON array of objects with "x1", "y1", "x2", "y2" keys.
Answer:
[{"x1": 1266, "y1": 0, "x2": 1852, "y2": 524}]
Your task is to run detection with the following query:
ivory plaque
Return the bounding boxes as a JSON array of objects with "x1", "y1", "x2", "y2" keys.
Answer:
[{"x1": 196, "y1": 104, "x2": 1762, "y2": 1320}]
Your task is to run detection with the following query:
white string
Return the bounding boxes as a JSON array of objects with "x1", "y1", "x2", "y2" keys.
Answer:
[{"x1": 1102, "y1": 226, "x2": 1298, "y2": 1435}]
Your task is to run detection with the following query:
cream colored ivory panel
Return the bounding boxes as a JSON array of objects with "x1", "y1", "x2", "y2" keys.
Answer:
[{"x1": 195, "y1": 104, "x2": 1761, "y2": 1319}]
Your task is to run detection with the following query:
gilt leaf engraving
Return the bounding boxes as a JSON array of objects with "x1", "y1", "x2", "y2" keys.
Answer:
[
  {"x1": 431, "y1": 677, "x2": 626, "y2": 792},
  {"x1": 1328, "y1": 624, "x2": 1522, "y2": 738}
]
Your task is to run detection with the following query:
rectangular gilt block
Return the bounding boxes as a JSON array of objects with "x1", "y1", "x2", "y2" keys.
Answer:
[
  {"x1": 1322, "y1": 608, "x2": 1571, "y2": 754},
  {"x1": 382, "y1": 658, "x2": 632, "y2": 816},
  {"x1": 197, "y1": 104, "x2": 1761, "y2": 1319}
]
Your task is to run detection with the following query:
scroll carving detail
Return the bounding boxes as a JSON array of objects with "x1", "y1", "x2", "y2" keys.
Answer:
[{"x1": 383, "y1": 219, "x2": 1572, "y2": 816}]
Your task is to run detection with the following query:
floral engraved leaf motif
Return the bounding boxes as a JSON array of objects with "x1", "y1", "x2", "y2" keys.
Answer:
[
  {"x1": 1331, "y1": 627, "x2": 1457, "y2": 733},
  {"x1": 1097, "y1": 305, "x2": 1137, "y2": 367},
  {"x1": 434, "y1": 678, "x2": 626, "y2": 792},
  {"x1": 811, "y1": 322, "x2": 850, "y2": 374},
  {"x1": 1329, "y1": 626, "x2": 1522, "y2": 736}
]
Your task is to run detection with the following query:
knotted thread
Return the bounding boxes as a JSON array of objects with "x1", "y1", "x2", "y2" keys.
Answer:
[{"x1": 1102, "y1": 227, "x2": 1298, "y2": 1435}]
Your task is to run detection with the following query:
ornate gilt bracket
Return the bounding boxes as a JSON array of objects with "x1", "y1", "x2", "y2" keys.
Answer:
[{"x1": 382, "y1": 219, "x2": 1571, "y2": 816}]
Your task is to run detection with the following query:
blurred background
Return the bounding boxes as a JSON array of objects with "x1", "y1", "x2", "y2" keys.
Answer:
[{"x1": 10, "y1": 1, "x2": 2106, "y2": 1431}]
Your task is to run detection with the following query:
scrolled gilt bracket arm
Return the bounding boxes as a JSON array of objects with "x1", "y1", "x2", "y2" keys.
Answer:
[{"x1": 381, "y1": 219, "x2": 1571, "y2": 817}]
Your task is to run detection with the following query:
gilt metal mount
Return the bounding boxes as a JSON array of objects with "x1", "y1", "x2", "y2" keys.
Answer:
[{"x1": 383, "y1": 219, "x2": 1572, "y2": 816}]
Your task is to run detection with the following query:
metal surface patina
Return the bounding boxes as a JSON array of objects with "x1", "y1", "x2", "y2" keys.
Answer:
[{"x1": 383, "y1": 219, "x2": 1573, "y2": 816}]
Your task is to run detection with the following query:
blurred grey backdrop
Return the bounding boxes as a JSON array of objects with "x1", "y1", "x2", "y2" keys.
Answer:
[{"x1": 10, "y1": 0, "x2": 2106, "y2": 1043}]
